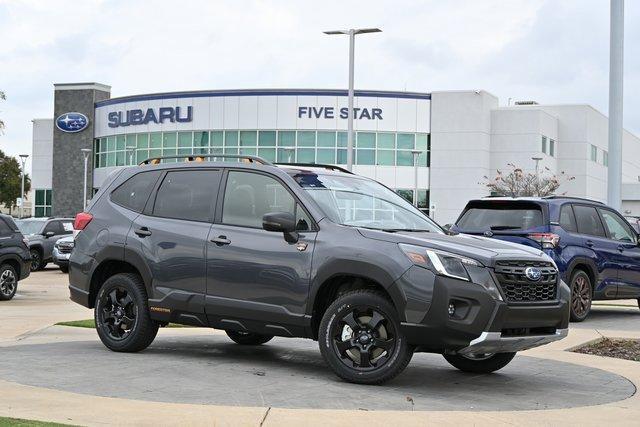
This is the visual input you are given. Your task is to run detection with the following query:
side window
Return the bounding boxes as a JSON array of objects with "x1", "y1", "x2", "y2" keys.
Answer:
[
  {"x1": 0, "y1": 219, "x2": 12, "y2": 237},
  {"x1": 598, "y1": 209, "x2": 637, "y2": 243},
  {"x1": 573, "y1": 205, "x2": 606, "y2": 237},
  {"x1": 60, "y1": 221, "x2": 74, "y2": 235},
  {"x1": 43, "y1": 221, "x2": 62, "y2": 235},
  {"x1": 111, "y1": 171, "x2": 161, "y2": 213},
  {"x1": 559, "y1": 205, "x2": 578, "y2": 233},
  {"x1": 222, "y1": 171, "x2": 310, "y2": 230},
  {"x1": 152, "y1": 170, "x2": 220, "y2": 222}
]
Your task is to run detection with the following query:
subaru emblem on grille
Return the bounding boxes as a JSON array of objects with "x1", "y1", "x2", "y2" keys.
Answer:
[{"x1": 524, "y1": 267, "x2": 542, "y2": 281}]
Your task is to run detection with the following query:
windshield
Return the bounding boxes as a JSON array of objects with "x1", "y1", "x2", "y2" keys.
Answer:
[
  {"x1": 293, "y1": 173, "x2": 442, "y2": 233},
  {"x1": 457, "y1": 204, "x2": 543, "y2": 231},
  {"x1": 15, "y1": 220, "x2": 45, "y2": 235}
]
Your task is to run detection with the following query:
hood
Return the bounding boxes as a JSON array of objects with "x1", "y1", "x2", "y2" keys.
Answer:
[
  {"x1": 56, "y1": 235, "x2": 74, "y2": 244},
  {"x1": 358, "y1": 229, "x2": 549, "y2": 266}
]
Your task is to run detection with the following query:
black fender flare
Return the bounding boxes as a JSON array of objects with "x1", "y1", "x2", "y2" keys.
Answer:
[
  {"x1": 307, "y1": 258, "x2": 407, "y2": 319},
  {"x1": 565, "y1": 256, "x2": 597, "y2": 287}
]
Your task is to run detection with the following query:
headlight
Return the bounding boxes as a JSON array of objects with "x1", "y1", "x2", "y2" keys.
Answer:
[{"x1": 399, "y1": 243, "x2": 482, "y2": 281}]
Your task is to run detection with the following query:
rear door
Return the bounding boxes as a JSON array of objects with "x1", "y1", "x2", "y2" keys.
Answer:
[
  {"x1": 597, "y1": 208, "x2": 640, "y2": 298},
  {"x1": 129, "y1": 168, "x2": 222, "y2": 319},
  {"x1": 453, "y1": 200, "x2": 547, "y2": 249},
  {"x1": 572, "y1": 204, "x2": 621, "y2": 297}
]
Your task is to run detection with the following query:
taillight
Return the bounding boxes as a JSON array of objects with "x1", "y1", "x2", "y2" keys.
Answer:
[
  {"x1": 74, "y1": 212, "x2": 93, "y2": 231},
  {"x1": 527, "y1": 232, "x2": 560, "y2": 249}
]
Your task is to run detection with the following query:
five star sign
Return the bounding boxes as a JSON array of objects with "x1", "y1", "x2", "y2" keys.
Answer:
[{"x1": 56, "y1": 112, "x2": 89, "y2": 133}]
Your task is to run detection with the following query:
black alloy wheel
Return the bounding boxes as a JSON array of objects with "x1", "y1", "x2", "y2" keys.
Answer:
[
  {"x1": 331, "y1": 307, "x2": 396, "y2": 371},
  {"x1": 570, "y1": 270, "x2": 592, "y2": 322},
  {"x1": 29, "y1": 249, "x2": 41, "y2": 272},
  {"x1": 0, "y1": 264, "x2": 17, "y2": 301},
  {"x1": 98, "y1": 287, "x2": 138, "y2": 341},
  {"x1": 94, "y1": 273, "x2": 158, "y2": 352},
  {"x1": 319, "y1": 289, "x2": 413, "y2": 384}
]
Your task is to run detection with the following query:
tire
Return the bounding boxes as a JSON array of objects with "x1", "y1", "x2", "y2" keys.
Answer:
[
  {"x1": 443, "y1": 352, "x2": 516, "y2": 373},
  {"x1": 318, "y1": 289, "x2": 413, "y2": 385},
  {"x1": 0, "y1": 264, "x2": 18, "y2": 301},
  {"x1": 569, "y1": 270, "x2": 592, "y2": 322},
  {"x1": 94, "y1": 273, "x2": 159, "y2": 352},
  {"x1": 29, "y1": 249, "x2": 43, "y2": 272},
  {"x1": 59, "y1": 265, "x2": 69, "y2": 274},
  {"x1": 225, "y1": 330, "x2": 274, "y2": 345}
]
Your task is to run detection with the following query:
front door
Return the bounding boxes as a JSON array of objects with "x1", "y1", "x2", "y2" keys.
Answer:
[
  {"x1": 598, "y1": 208, "x2": 640, "y2": 299},
  {"x1": 129, "y1": 168, "x2": 222, "y2": 321},
  {"x1": 205, "y1": 170, "x2": 316, "y2": 336}
]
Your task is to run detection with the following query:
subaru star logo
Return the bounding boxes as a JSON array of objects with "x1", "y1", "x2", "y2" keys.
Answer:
[
  {"x1": 524, "y1": 267, "x2": 542, "y2": 281},
  {"x1": 56, "y1": 112, "x2": 89, "y2": 133}
]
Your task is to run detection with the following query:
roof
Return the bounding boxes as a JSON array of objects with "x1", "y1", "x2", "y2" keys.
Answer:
[
  {"x1": 95, "y1": 88, "x2": 431, "y2": 107},
  {"x1": 475, "y1": 196, "x2": 604, "y2": 205}
]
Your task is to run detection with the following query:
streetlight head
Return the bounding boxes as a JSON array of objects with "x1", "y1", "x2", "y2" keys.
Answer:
[
  {"x1": 354, "y1": 28, "x2": 382, "y2": 34},
  {"x1": 19, "y1": 154, "x2": 29, "y2": 159},
  {"x1": 323, "y1": 30, "x2": 348, "y2": 35},
  {"x1": 531, "y1": 156, "x2": 543, "y2": 161},
  {"x1": 81, "y1": 148, "x2": 92, "y2": 153}
]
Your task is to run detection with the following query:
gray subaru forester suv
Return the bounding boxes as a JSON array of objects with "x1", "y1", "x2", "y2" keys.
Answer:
[{"x1": 69, "y1": 155, "x2": 569, "y2": 384}]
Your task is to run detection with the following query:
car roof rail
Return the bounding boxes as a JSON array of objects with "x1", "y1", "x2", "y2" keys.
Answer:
[
  {"x1": 274, "y1": 162, "x2": 354, "y2": 174},
  {"x1": 138, "y1": 154, "x2": 272, "y2": 166},
  {"x1": 541, "y1": 195, "x2": 605, "y2": 204}
]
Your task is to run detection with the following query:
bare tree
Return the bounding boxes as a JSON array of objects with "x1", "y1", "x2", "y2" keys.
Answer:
[{"x1": 480, "y1": 163, "x2": 575, "y2": 197}]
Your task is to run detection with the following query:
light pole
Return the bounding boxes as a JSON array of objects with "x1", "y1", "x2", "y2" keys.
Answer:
[
  {"x1": 81, "y1": 149, "x2": 92, "y2": 210},
  {"x1": 532, "y1": 156, "x2": 543, "y2": 196},
  {"x1": 411, "y1": 150, "x2": 422, "y2": 208},
  {"x1": 18, "y1": 154, "x2": 28, "y2": 219},
  {"x1": 324, "y1": 28, "x2": 382, "y2": 172},
  {"x1": 126, "y1": 145, "x2": 136, "y2": 166},
  {"x1": 607, "y1": 0, "x2": 624, "y2": 210}
]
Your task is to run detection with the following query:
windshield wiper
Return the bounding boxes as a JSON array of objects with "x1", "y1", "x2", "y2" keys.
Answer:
[
  {"x1": 489, "y1": 226, "x2": 521, "y2": 230},
  {"x1": 381, "y1": 228, "x2": 432, "y2": 233}
]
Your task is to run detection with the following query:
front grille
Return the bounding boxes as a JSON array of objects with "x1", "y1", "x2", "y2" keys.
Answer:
[
  {"x1": 494, "y1": 260, "x2": 557, "y2": 303},
  {"x1": 57, "y1": 244, "x2": 73, "y2": 254}
]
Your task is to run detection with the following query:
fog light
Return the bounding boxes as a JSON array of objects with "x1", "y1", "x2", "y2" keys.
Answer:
[{"x1": 448, "y1": 303, "x2": 455, "y2": 316}]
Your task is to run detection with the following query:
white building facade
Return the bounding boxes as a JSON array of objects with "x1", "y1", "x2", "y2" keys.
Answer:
[{"x1": 31, "y1": 85, "x2": 640, "y2": 224}]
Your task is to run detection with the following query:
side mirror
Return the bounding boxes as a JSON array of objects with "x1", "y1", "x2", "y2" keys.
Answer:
[
  {"x1": 262, "y1": 212, "x2": 298, "y2": 243},
  {"x1": 443, "y1": 223, "x2": 452, "y2": 230},
  {"x1": 44, "y1": 231, "x2": 55, "y2": 238}
]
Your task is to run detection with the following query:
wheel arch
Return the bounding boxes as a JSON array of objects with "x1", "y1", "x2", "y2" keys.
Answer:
[
  {"x1": 0, "y1": 255, "x2": 22, "y2": 278},
  {"x1": 567, "y1": 257, "x2": 597, "y2": 295}
]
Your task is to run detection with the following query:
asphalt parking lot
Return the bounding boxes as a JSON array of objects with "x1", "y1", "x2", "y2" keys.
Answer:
[{"x1": 2, "y1": 267, "x2": 639, "y2": 415}]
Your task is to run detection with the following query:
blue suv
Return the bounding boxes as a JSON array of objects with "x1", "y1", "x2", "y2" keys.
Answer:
[{"x1": 451, "y1": 196, "x2": 640, "y2": 321}]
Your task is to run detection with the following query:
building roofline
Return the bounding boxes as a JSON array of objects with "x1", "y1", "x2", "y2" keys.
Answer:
[
  {"x1": 54, "y1": 82, "x2": 111, "y2": 92},
  {"x1": 95, "y1": 88, "x2": 431, "y2": 107}
]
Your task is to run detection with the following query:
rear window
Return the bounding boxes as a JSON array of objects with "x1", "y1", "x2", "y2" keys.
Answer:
[{"x1": 457, "y1": 203, "x2": 544, "y2": 231}]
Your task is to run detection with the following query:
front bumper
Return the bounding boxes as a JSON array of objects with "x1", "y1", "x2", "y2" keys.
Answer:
[
  {"x1": 457, "y1": 328, "x2": 568, "y2": 355},
  {"x1": 399, "y1": 270, "x2": 570, "y2": 353},
  {"x1": 52, "y1": 247, "x2": 71, "y2": 266}
]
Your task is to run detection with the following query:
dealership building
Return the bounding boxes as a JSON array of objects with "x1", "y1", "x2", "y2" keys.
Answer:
[{"x1": 31, "y1": 82, "x2": 640, "y2": 224}]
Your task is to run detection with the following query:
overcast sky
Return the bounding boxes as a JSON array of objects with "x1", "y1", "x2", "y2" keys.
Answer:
[{"x1": 0, "y1": 0, "x2": 638, "y2": 172}]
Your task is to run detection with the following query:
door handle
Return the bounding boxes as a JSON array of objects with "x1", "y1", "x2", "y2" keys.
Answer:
[
  {"x1": 134, "y1": 227, "x2": 152, "y2": 237},
  {"x1": 617, "y1": 245, "x2": 625, "y2": 252},
  {"x1": 585, "y1": 240, "x2": 594, "y2": 247},
  {"x1": 210, "y1": 235, "x2": 231, "y2": 246}
]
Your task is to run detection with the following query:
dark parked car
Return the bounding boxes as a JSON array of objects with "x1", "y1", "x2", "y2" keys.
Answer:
[
  {"x1": 0, "y1": 214, "x2": 31, "y2": 301},
  {"x1": 451, "y1": 197, "x2": 640, "y2": 321},
  {"x1": 69, "y1": 155, "x2": 569, "y2": 384},
  {"x1": 16, "y1": 217, "x2": 74, "y2": 271}
]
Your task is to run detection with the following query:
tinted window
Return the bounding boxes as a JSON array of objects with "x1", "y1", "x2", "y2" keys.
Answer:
[
  {"x1": 42, "y1": 221, "x2": 61, "y2": 235},
  {"x1": 111, "y1": 171, "x2": 161, "y2": 213},
  {"x1": 457, "y1": 204, "x2": 543, "y2": 231},
  {"x1": 559, "y1": 205, "x2": 577, "y2": 232},
  {"x1": 573, "y1": 205, "x2": 605, "y2": 237},
  {"x1": 222, "y1": 171, "x2": 309, "y2": 230},
  {"x1": 0, "y1": 218, "x2": 12, "y2": 236},
  {"x1": 598, "y1": 209, "x2": 636, "y2": 243},
  {"x1": 152, "y1": 170, "x2": 220, "y2": 222}
]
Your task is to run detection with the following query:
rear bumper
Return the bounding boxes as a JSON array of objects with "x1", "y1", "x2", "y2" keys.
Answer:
[{"x1": 400, "y1": 274, "x2": 570, "y2": 353}]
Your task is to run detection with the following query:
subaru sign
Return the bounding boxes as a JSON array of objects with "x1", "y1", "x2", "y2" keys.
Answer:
[
  {"x1": 108, "y1": 106, "x2": 193, "y2": 128},
  {"x1": 56, "y1": 112, "x2": 89, "y2": 133}
]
